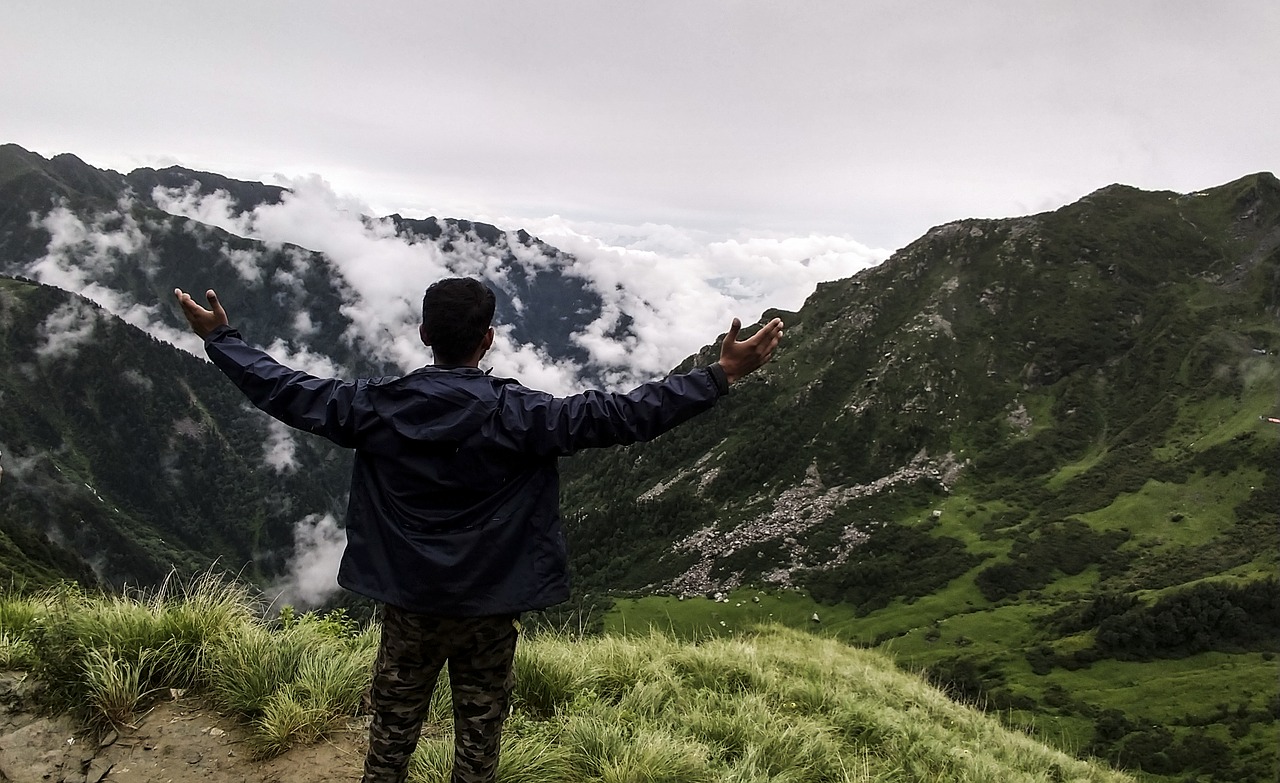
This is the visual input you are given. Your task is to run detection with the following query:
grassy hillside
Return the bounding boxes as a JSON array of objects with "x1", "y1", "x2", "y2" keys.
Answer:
[
  {"x1": 0, "y1": 577, "x2": 1133, "y2": 783},
  {"x1": 604, "y1": 586, "x2": 1278, "y2": 782}
]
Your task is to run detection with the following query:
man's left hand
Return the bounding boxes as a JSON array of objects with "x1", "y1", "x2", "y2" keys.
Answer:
[
  {"x1": 174, "y1": 288, "x2": 229, "y2": 338},
  {"x1": 718, "y1": 316, "x2": 784, "y2": 384}
]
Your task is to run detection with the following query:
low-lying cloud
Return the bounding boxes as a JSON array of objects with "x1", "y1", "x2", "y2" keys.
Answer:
[
  {"x1": 24, "y1": 200, "x2": 208, "y2": 358},
  {"x1": 516, "y1": 216, "x2": 888, "y2": 385},
  {"x1": 35, "y1": 299, "x2": 100, "y2": 360},
  {"x1": 153, "y1": 177, "x2": 889, "y2": 391},
  {"x1": 23, "y1": 181, "x2": 888, "y2": 395},
  {"x1": 262, "y1": 418, "x2": 299, "y2": 474},
  {"x1": 268, "y1": 512, "x2": 346, "y2": 610}
]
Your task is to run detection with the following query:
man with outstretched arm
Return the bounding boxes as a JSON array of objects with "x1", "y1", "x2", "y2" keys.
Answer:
[{"x1": 174, "y1": 278, "x2": 782, "y2": 783}]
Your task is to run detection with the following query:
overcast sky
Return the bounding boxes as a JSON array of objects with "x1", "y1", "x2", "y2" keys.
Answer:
[{"x1": 3, "y1": 0, "x2": 1276, "y2": 251}]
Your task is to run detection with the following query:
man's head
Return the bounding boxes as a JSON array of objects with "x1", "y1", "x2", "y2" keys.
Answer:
[{"x1": 420, "y1": 278, "x2": 497, "y2": 366}]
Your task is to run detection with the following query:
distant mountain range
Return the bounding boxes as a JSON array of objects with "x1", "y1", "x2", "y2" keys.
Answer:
[
  {"x1": 0, "y1": 143, "x2": 616, "y2": 382},
  {"x1": 1, "y1": 143, "x2": 1277, "y2": 780}
]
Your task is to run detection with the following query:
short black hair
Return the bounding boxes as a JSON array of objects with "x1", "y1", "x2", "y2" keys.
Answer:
[{"x1": 421, "y1": 278, "x2": 496, "y2": 364}]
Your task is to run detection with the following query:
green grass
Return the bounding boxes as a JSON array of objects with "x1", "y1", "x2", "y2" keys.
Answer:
[
  {"x1": 605, "y1": 574, "x2": 1279, "y2": 781},
  {"x1": 1155, "y1": 360, "x2": 1280, "y2": 457},
  {"x1": 885, "y1": 602, "x2": 1043, "y2": 661},
  {"x1": 0, "y1": 578, "x2": 1136, "y2": 782},
  {"x1": 925, "y1": 495, "x2": 1017, "y2": 554},
  {"x1": 1044, "y1": 652, "x2": 1279, "y2": 724},
  {"x1": 1079, "y1": 470, "x2": 1262, "y2": 550},
  {"x1": 605, "y1": 588, "x2": 861, "y2": 642},
  {"x1": 1048, "y1": 447, "x2": 1109, "y2": 490}
]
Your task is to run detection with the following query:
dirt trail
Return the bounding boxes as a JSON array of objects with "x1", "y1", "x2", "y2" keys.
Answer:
[{"x1": 0, "y1": 673, "x2": 365, "y2": 783}]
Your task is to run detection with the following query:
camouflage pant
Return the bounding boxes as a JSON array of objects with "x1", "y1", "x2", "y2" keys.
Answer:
[{"x1": 362, "y1": 606, "x2": 519, "y2": 783}]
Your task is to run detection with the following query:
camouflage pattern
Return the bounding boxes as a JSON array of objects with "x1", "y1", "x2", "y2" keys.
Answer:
[{"x1": 362, "y1": 606, "x2": 519, "y2": 783}]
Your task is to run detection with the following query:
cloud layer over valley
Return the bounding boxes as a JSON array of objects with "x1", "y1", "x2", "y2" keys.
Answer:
[{"x1": 25, "y1": 176, "x2": 886, "y2": 395}]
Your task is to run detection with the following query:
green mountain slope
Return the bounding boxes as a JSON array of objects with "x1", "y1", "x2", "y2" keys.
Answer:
[
  {"x1": 560, "y1": 174, "x2": 1280, "y2": 781},
  {"x1": 0, "y1": 277, "x2": 351, "y2": 588}
]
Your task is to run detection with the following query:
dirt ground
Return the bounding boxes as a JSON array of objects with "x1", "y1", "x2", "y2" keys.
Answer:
[{"x1": 0, "y1": 672, "x2": 367, "y2": 783}]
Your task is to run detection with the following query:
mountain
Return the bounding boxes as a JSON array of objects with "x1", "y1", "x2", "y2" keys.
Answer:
[
  {"x1": 0, "y1": 276, "x2": 348, "y2": 587},
  {"x1": 557, "y1": 173, "x2": 1280, "y2": 781},
  {"x1": 561, "y1": 173, "x2": 1280, "y2": 597},
  {"x1": 0, "y1": 143, "x2": 616, "y2": 382}
]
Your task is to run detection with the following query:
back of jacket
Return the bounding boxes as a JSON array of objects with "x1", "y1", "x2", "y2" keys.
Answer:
[{"x1": 203, "y1": 326, "x2": 728, "y2": 615}]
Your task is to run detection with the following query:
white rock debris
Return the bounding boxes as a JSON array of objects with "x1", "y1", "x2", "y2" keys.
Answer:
[
  {"x1": 638, "y1": 446, "x2": 722, "y2": 502},
  {"x1": 1006, "y1": 402, "x2": 1033, "y2": 434},
  {"x1": 666, "y1": 451, "x2": 966, "y2": 595}
]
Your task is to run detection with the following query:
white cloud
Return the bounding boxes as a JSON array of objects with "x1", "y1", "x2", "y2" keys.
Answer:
[
  {"x1": 268, "y1": 513, "x2": 345, "y2": 609},
  {"x1": 120, "y1": 368, "x2": 154, "y2": 391},
  {"x1": 292, "y1": 310, "x2": 318, "y2": 339},
  {"x1": 25, "y1": 174, "x2": 886, "y2": 399},
  {"x1": 156, "y1": 181, "x2": 446, "y2": 374},
  {"x1": 262, "y1": 418, "x2": 298, "y2": 473},
  {"x1": 35, "y1": 299, "x2": 99, "y2": 360},
  {"x1": 0, "y1": 445, "x2": 45, "y2": 483},
  {"x1": 221, "y1": 246, "x2": 264, "y2": 284},
  {"x1": 487, "y1": 324, "x2": 585, "y2": 392},
  {"x1": 513, "y1": 217, "x2": 889, "y2": 384},
  {"x1": 151, "y1": 183, "x2": 244, "y2": 236},
  {"x1": 25, "y1": 202, "x2": 209, "y2": 358},
  {"x1": 261, "y1": 337, "x2": 342, "y2": 379},
  {"x1": 152, "y1": 179, "x2": 888, "y2": 393}
]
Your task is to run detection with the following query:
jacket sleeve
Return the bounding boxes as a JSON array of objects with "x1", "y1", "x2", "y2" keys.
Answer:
[
  {"x1": 494, "y1": 363, "x2": 730, "y2": 457},
  {"x1": 203, "y1": 325, "x2": 368, "y2": 449}
]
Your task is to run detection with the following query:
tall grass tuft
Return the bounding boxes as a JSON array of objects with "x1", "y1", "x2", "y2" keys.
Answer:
[
  {"x1": 250, "y1": 692, "x2": 325, "y2": 758},
  {"x1": 80, "y1": 645, "x2": 169, "y2": 729},
  {"x1": 0, "y1": 631, "x2": 37, "y2": 669},
  {"x1": 579, "y1": 632, "x2": 666, "y2": 702},
  {"x1": 512, "y1": 638, "x2": 584, "y2": 718},
  {"x1": 596, "y1": 727, "x2": 714, "y2": 783},
  {"x1": 562, "y1": 715, "x2": 630, "y2": 776},
  {"x1": 0, "y1": 593, "x2": 52, "y2": 637},
  {"x1": 667, "y1": 638, "x2": 765, "y2": 694},
  {"x1": 204, "y1": 623, "x2": 307, "y2": 717},
  {"x1": 407, "y1": 736, "x2": 454, "y2": 782},
  {"x1": 290, "y1": 643, "x2": 371, "y2": 718}
]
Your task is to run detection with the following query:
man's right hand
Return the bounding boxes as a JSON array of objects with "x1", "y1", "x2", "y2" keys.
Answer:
[
  {"x1": 174, "y1": 288, "x2": 229, "y2": 339},
  {"x1": 718, "y1": 317, "x2": 784, "y2": 384}
]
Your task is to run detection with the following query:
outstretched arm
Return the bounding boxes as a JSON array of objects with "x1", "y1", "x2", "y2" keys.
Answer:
[
  {"x1": 716, "y1": 317, "x2": 784, "y2": 384},
  {"x1": 173, "y1": 288, "x2": 367, "y2": 448},
  {"x1": 500, "y1": 316, "x2": 785, "y2": 456}
]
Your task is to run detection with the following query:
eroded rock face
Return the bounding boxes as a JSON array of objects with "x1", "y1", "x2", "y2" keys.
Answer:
[
  {"x1": 0, "y1": 715, "x2": 86, "y2": 783},
  {"x1": 0, "y1": 673, "x2": 82, "y2": 783}
]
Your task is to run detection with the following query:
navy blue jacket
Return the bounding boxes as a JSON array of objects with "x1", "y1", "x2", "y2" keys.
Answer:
[{"x1": 204, "y1": 325, "x2": 729, "y2": 615}]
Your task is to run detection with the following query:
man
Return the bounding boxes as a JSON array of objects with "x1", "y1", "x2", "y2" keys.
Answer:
[{"x1": 175, "y1": 278, "x2": 782, "y2": 783}]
